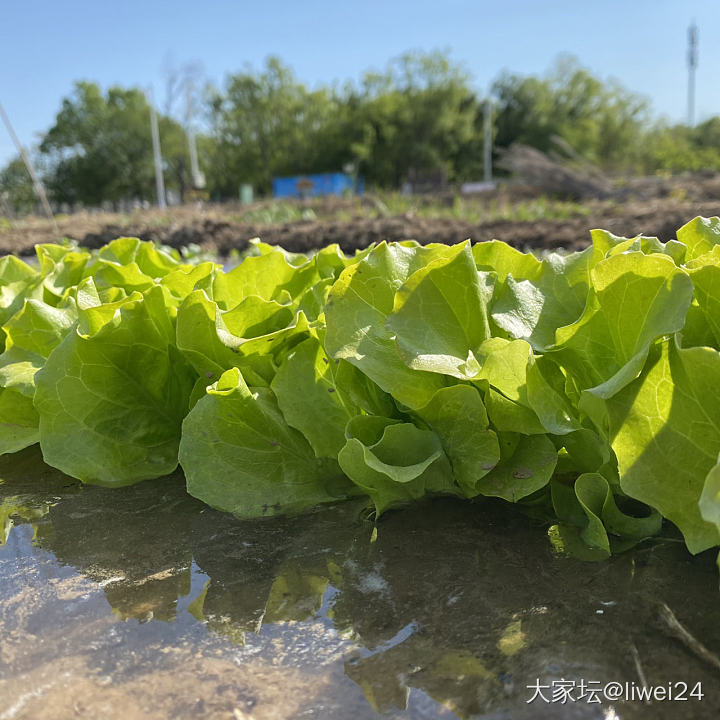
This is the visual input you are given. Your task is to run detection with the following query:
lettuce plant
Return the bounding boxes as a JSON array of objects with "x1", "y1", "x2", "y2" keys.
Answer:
[{"x1": 2, "y1": 222, "x2": 720, "y2": 566}]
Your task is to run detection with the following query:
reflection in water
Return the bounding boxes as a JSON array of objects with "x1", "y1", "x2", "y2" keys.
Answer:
[{"x1": 1, "y1": 445, "x2": 720, "y2": 719}]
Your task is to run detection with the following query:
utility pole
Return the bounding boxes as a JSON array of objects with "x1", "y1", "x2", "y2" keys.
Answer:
[
  {"x1": 147, "y1": 87, "x2": 166, "y2": 208},
  {"x1": 483, "y1": 98, "x2": 493, "y2": 183},
  {"x1": 0, "y1": 101, "x2": 59, "y2": 237},
  {"x1": 184, "y1": 79, "x2": 204, "y2": 189},
  {"x1": 687, "y1": 22, "x2": 698, "y2": 127}
]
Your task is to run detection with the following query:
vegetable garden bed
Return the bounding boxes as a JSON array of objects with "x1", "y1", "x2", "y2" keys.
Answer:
[
  {"x1": 3, "y1": 220, "x2": 720, "y2": 718},
  {"x1": 2, "y1": 220, "x2": 720, "y2": 566}
]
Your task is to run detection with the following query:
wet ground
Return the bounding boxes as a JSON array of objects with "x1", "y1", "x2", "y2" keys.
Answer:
[{"x1": 1, "y1": 446, "x2": 719, "y2": 720}]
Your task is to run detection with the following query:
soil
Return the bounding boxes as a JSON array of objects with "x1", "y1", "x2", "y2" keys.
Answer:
[{"x1": 2, "y1": 198, "x2": 719, "y2": 258}]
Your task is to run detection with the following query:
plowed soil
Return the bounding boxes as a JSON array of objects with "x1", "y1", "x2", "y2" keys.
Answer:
[{"x1": 2, "y1": 198, "x2": 720, "y2": 257}]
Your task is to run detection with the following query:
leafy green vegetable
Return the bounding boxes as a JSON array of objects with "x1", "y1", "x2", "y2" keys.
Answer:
[
  {"x1": 180, "y1": 367, "x2": 352, "y2": 517},
  {"x1": 0, "y1": 388, "x2": 39, "y2": 455},
  {"x1": 552, "y1": 473, "x2": 662, "y2": 556},
  {"x1": 34, "y1": 286, "x2": 195, "y2": 485},
  {"x1": 3, "y1": 219, "x2": 720, "y2": 567},
  {"x1": 338, "y1": 415, "x2": 455, "y2": 515},
  {"x1": 597, "y1": 338, "x2": 720, "y2": 553},
  {"x1": 415, "y1": 384, "x2": 499, "y2": 497},
  {"x1": 677, "y1": 216, "x2": 720, "y2": 261},
  {"x1": 0, "y1": 298, "x2": 77, "y2": 398},
  {"x1": 387, "y1": 242, "x2": 490, "y2": 379},
  {"x1": 491, "y1": 247, "x2": 593, "y2": 351},
  {"x1": 476, "y1": 432, "x2": 556, "y2": 502},
  {"x1": 325, "y1": 242, "x2": 450, "y2": 409},
  {"x1": 0, "y1": 255, "x2": 39, "y2": 349},
  {"x1": 553, "y1": 252, "x2": 692, "y2": 394},
  {"x1": 271, "y1": 336, "x2": 359, "y2": 458}
]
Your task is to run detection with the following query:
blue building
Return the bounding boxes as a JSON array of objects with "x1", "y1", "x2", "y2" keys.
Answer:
[{"x1": 272, "y1": 172, "x2": 364, "y2": 199}]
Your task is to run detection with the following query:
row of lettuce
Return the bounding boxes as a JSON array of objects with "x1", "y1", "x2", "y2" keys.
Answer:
[{"x1": 2, "y1": 220, "x2": 720, "y2": 561}]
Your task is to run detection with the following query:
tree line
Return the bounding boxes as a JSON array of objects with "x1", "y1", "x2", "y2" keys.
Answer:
[{"x1": 2, "y1": 51, "x2": 720, "y2": 213}]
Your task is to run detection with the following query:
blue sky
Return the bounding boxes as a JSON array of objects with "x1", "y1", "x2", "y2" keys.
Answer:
[{"x1": 1, "y1": 0, "x2": 718, "y2": 165}]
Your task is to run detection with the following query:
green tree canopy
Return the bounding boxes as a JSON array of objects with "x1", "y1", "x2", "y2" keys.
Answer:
[
  {"x1": 342, "y1": 51, "x2": 483, "y2": 186},
  {"x1": 640, "y1": 117, "x2": 720, "y2": 173},
  {"x1": 40, "y1": 82, "x2": 191, "y2": 206},
  {"x1": 493, "y1": 56, "x2": 650, "y2": 171},
  {"x1": 207, "y1": 51, "x2": 483, "y2": 195},
  {"x1": 207, "y1": 57, "x2": 344, "y2": 196},
  {"x1": 0, "y1": 156, "x2": 35, "y2": 214}
]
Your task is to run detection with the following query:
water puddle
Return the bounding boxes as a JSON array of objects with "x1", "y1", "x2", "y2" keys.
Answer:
[{"x1": 1, "y1": 446, "x2": 719, "y2": 719}]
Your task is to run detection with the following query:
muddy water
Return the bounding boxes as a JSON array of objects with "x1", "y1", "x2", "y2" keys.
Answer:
[{"x1": 1, "y1": 447, "x2": 719, "y2": 720}]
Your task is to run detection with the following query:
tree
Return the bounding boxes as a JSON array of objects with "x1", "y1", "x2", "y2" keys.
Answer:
[
  {"x1": 640, "y1": 119, "x2": 720, "y2": 174},
  {"x1": 40, "y1": 82, "x2": 191, "y2": 207},
  {"x1": 207, "y1": 51, "x2": 483, "y2": 196},
  {"x1": 339, "y1": 51, "x2": 482, "y2": 187},
  {"x1": 492, "y1": 56, "x2": 650, "y2": 172},
  {"x1": 0, "y1": 156, "x2": 36, "y2": 214},
  {"x1": 207, "y1": 57, "x2": 344, "y2": 196}
]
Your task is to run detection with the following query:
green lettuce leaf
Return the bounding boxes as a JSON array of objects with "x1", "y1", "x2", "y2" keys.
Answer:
[
  {"x1": 472, "y1": 240, "x2": 542, "y2": 283},
  {"x1": 180, "y1": 367, "x2": 351, "y2": 517},
  {"x1": 34, "y1": 244, "x2": 91, "y2": 304},
  {"x1": 554, "y1": 251, "x2": 693, "y2": 394},
  {"x1": 338, "y1": 415, "x2": 456, "y2": 515},
  {"x1": 271, "y1": 336, "x2": 360, "y2": 458},
  {"x1": 599, "y1": 338, "x2": 720, "y2": 553},
  {"x1": 0, "y1": 388, "x2": 39, "y2": 455},
  {"x1": 34, "y1": 285, "x2": 195, "y2": 485},
  {"x1": 0, "y1": 298, "x2": 78, "y2": 397},
  {"x1": 474, "y1": 432, "x2": 556, "y2": 502},
  {"x1": 526, "y1": 355, "x2": 581, "y2": 435},
  {"x1": 676, "y1": 216, "x2": 720, "y2": 261},
  {"x1": 387, "y1": 242, "x2": 490, "y2": 379},
  {"x1": 491, "y1": 247, "x2": 593, "y2": 351},
  {"x1": 685, "y1": 246, "x2": 720, "y2": 348},
  {"x1": 0, "y1": 255, "x2": 39, "y2": 348},
  {"x1": 592, "y1": 229, "x2": 686, "y2": 265},
  {"x1": 700, "y1": 460, "x2": 720, "y2": 536},
  {"x1": 415, "y1": 384, "x2": 500, "y2": 497},
  {"x1": 551, "y1": 473, "x2": 662, "y2": 556},
  {"x1": 324, "y1": 242, "x2": 453, "y2": 409},
  {"x1": 206, "y1": 250, "x2": 318, "y2": 309},
  {"x1": 0, "y1": 297, "x2": 78, "y2": 455}
]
